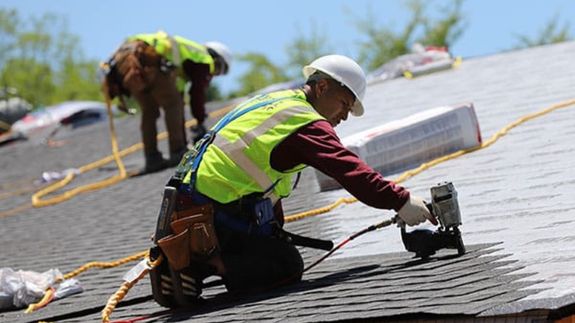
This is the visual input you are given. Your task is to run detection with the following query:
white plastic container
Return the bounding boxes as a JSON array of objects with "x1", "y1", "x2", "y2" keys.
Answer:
[
  {"x1": 403, "y1": 58, "x2": 458, "y2": 79},
  {"x1": 315, "y1": 103, "x2": 482, "y2": 191}
]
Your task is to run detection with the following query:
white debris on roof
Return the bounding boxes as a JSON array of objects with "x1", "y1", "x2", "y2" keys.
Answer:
[{"x1": 366, "y1": 43, "x2": 455, "y2": 85}]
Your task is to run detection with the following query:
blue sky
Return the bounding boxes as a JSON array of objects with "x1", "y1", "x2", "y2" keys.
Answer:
[{"x1": 2, "y1": 0, "x2": 574, "y2": 94}]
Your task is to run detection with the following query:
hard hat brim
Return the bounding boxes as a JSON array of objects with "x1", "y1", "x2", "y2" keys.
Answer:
[
  {"x1": 351, "y1": 100, "x2": 364, "y2": 117},
  {"x1": 303, "y1": 65, "x2": 364, "y2": 117}
]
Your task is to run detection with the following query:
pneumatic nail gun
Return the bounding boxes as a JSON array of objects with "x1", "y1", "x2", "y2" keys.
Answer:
[{"x1": 400, "y1": 182, "x2": 466, "y2": 259}]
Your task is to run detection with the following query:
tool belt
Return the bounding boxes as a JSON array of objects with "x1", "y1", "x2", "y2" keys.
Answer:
[
  {"x1": 154, "y1": 184, "x2": 220, "y2": 271},
  {"x1": 156, "y1": 203, "x2": 219, "y2": 271},
  {"x1": 103, "y1": 40, "x2": 166, "y2": 100},
  {"x1": 213, "y1": 193, "x2": 279, "y2": 234},
  {"x1": 189, "y1": 190, "x2": 334, "y2": 250},
  {"x1": 153, "y1": 179, "x2": 334, "y2": 269}
]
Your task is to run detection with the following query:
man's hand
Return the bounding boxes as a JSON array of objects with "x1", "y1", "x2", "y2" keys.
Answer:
[
  {"x1": 118, "y1": 103, "x2": 130, "y2": 114},
  {"x1": 397, "y1": 195, "x2": 438, "y2": 226},
  {"x1": 117, "y1": 96, "x2": 136, "y2": 115}
]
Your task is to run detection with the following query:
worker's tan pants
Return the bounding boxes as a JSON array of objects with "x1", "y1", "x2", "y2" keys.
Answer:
[
  {"x1": 112, "y1": 41, "x2": 187, "y2": 160},
  {"x1": 130, "y1": 68, "x2": 187, "y2": 157}
]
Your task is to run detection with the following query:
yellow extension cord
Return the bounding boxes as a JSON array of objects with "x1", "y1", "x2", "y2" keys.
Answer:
[
  {"x1": 25, "y1": 250, "x2": 148, "y2": 313},
  {"x1": 101, "y1": 254, "x2": 163, "y2": 323},
  {"x1": 31, "y1": 94, "x2": 128, "y2": 208},
  {"x1": 23, "y1": 97, "x2": 575, "y2": 320},
  {"x1": 0, "y1": 103, "x2": 235, "y2": 219},
  {"x1": 30, "y1": 103, "x2": 234, "y2": 208}
]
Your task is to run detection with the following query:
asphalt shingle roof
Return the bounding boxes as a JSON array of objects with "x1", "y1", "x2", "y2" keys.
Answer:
[{"x1": 2, "y1": 40, "x2": 575, "y2": 322}]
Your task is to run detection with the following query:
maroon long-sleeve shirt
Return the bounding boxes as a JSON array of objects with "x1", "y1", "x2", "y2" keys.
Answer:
[
  {"x1": 182, "y1": 61, "x2": 212, "y2": 124},
  {"x1": 270, "y1": 120, "x2": 410, "y2": 216}
]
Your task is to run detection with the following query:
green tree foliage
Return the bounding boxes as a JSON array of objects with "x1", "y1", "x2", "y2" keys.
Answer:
[
  {"x1": 285, "y1": 20, "x2": 332, "y2": 78},
  {"x1": 514, "y1": 14, "x2": 572, "y2": 49},
  {"x1": 52, "y1": 31, "x2": 101, "y2": 102},
  {"x1": 419, "y1": 0, "x2": 465, "y2": 50},
  {"x1": 230, "y1": 53, "x2": 289, "y2": 98},
  {"x1": 0, "y1": 9, "x2": 19, "y2": 65},
  {"x1": 0, "y1": 9, "x2": 101, "y2": 108},
  {"x1": 206, "y1": 84, "x2": 222, "y2": 102},
  {"x1": 2, "y1": 58, "x2": 54, "y2": 106},
  {"x1": 353, "y1": 1, "x2": 424, "y2": 71},
  {"x1": 353, "y1": 0, "x2": 465, "y2": 71},
  {"x1": 230, "y1": 21, "x2": 331, "y2": 98}
]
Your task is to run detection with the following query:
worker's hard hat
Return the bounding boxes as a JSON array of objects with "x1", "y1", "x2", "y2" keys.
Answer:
[
  {"x1": 303, "y1": 54, "x2": 366, "y2": 117},
  {"x1": 205, "y1": 41, "x2": 232, "y2": 74}
]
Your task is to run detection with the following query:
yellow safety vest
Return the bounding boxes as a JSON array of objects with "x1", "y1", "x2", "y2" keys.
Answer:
[
  {"x1": 128, "y1": 31, "x2": 215, "y2": 91},
  {"x1": 184, "y1": 89, "x2": 325, "y2": 204}
]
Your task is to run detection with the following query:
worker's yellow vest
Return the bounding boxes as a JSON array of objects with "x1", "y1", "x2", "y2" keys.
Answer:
[
  {"x1": 128, "y1": 31, "x2": 215, "y2": 90},
  {"x1": 184, "y1": 89, "x2": 325, "y2": 204}
]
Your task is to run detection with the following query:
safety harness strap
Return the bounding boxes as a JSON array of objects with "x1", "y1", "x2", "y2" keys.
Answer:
[{"x1": 177, "y1": 94, "x2": 291, "y2": 190}]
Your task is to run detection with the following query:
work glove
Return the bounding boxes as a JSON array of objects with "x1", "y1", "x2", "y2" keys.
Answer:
[
  {"x1": 397, "y1": 195, "x2": 438, "y2": 226},
  {"x1": 117, "y1": 95, "x2": 136, "y2": 115}
]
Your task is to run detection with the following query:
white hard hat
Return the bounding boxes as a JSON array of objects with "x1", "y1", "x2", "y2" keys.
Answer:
[
  {"x1": 303, "y1": 54, "x2": 367, "y2": 117},
  {"x1": 204, "y1": 41, "x2": 232, "y2": 72}
]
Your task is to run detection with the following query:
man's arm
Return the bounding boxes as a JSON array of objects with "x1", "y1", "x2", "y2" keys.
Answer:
[
  {"x1": 182, "y1": 61, "x2": 212, "y2": 125},
  {"x1": 271, "y1": 120, "x2": 409, "y2": 211}
]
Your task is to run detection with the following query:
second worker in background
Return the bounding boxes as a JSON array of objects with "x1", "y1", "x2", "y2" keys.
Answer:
[{"x1": 101, "y1": 31, "x2": 232, "y2": 174}]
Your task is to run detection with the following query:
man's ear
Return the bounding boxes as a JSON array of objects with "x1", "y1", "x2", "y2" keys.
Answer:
[{"x1": 315, "y1": 79, "x2": 329, "y2": 98}]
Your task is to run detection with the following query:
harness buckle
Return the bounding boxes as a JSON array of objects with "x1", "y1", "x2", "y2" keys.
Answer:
[
  {"x1": 252, "y1": 198, "x2": 274, "y2": 226},
  {"x1": 174, "y1": 131, "x2": 215, "y2": 182}
]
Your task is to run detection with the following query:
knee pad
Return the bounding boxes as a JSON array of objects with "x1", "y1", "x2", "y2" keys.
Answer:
[{"x1": 149, "y1": 248, "x2": 203, "y2": 308}]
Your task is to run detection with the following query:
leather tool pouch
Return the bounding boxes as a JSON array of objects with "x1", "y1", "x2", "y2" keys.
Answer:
[
  {"x1": 113, "y1": 41, "x2": 161, "y2": 93},
  {"x1": 157, "y1": 203, "x2": 219, "y2": 271}
]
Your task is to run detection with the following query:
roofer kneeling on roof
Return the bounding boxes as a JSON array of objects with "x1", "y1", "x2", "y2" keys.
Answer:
[
  {"x1": 100, "y1": 31, "x2": 231, "y2": 175},
  {"x1": 149, "y1": 54, "x2": 438, "y2": 307}
]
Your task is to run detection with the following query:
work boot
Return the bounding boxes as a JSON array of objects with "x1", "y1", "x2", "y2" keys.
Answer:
[
  {"x1": 141, "y1": 151, "x2": 169, "y2": 174},
  {"x1": 149, "y1": 248, "x2": 178, "y2": 308},
  {"x1": 150, "y1": 247, "x2": 205, "y2": 308},
  {"x1": 171, "y1": 265, "x2": 205, "y2": 307},
  {"x1": 190, "y1": 124, "x2": 207, "y2": 144}
]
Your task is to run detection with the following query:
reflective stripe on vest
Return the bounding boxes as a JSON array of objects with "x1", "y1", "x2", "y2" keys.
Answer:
[
  {"x1": 190, "y1": 90, "x2": 324, "y2": 204},
  {"x1": 212, "y1": 105, "x2": 315, "y2": 203},
  {"x1": 167, "y1": 36, "x2": 182, "y2": 67}
]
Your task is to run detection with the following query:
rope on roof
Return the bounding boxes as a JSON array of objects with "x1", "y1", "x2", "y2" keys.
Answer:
[
  {"x1": 0, "y1": 104, "x2": 235, "y2": 217},
  {"x1": 25, "y1": 250, "x2": 149, "y2": 314}
]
